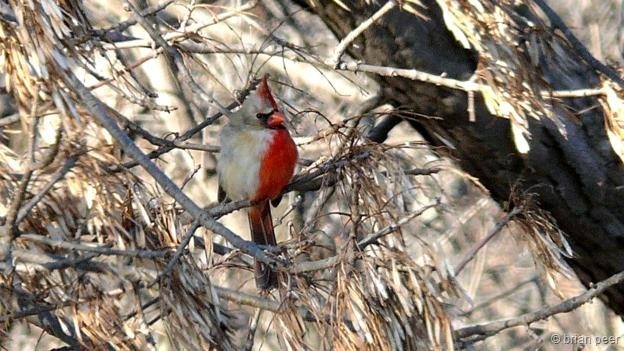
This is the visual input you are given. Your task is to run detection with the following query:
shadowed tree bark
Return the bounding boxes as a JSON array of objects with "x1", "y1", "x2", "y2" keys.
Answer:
[{"x1": 291, "y1": 0, "x2": 624, "y2": 316}]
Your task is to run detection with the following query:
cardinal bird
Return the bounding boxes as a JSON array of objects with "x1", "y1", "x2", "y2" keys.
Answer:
[{"x1": 217, "y1": 76, "x2": 298, "y2": 290}]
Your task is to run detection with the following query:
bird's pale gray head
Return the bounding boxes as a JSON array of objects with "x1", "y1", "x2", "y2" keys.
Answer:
[{"x1": 232, "y1": 76, "x2": 285, "y2": 129}]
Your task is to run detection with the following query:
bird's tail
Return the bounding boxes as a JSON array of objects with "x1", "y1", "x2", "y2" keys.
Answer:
[{"x1": 248, "y1": 201, "x2": 278, "y2": 290}]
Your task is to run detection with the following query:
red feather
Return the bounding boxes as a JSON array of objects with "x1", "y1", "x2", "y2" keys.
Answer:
[
  {"x1": 248, "y1": 127, "x2": 297, "y2": 290},
  {"x1": 257, "y1": 75, "x2": 279, "y2": 110},
  {"x1": 248, "y1": 201, "x2": 278, "y2": 289},
  {"x1": 254, "y1": 128, "x2": 298, "y2": 202}
]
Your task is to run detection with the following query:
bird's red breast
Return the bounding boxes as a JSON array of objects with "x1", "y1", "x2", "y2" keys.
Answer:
[{"x1": 254, "y1": 127, "x2": 298, "y2": 202}]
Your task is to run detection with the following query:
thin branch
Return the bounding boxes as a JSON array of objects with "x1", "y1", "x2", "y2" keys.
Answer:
[
  {"x1": 113, "y1": 79, "x2": 259, "y2": 172},
  {"x1": 13, "y1": 249, "x2": 102, "y2": 272},
  {"x1": 94, "y1": 0, "x2": 176, "y2": 40},
  {"x1": 453, "y1": 207, "x2": 522, "y2": 275},
  {"x1": 533, "y1": 0, "x2": 624, "y2": 88},
  {"x1": 12, "y1": 283, "x2": 83, "y2": 348},
  {"x1": 102, "y1": 0, "x2": 259, "y2": 50},
  {"x1": 19, "y1": 234, "x2": 168, "y2": 259},
  {"x1": 357, "y1": 200, "x2": 439, "y2": 249},
  {"x1": 335, "y1": 61, "x2": 610, "y2": 98},
  {"x1": 461, "y1": 277, "x2": 538, "y2": 317},
  {"x1": 289, "y1": 255, "x2": 339, "y2": 274},
  {"x1": 158, "y1": 221, "x2": 201, "y2": 279},
  {"x1": 60, "y1": 69, "x2": 277, "y2": 267},
  {"x1": 213, "y1": 286, "x2": 281, "y2": 311},
  {"x1": 283, "y1": 151, "x2": 371, "y2": 193},
  {"x1": 3, "y1": 167, "x2": 33, "y2": 237},
  {"x1": 19, "y1": 232, "x2": 243, "y2": 265},
  {"x1": 327, "y1": 1, "x2": 396, "y2": 67},
  {"x1": 367, "y1": 115, "x2": 403, "y2": 143},
  {"x1": 547, "y1": 88, "x2": 606, "y2": 98},
  {"x1": 0, "y1": 301, "x2": 66, "y2": 323},
  {"x1": 338, "y1": 61, "x2": 482, "y2": 91},
  {"x1": 245, "y1": 308, "x2": 262, "y2": 351},
  {"x1": 172, "y1": 142, "x2": 220, "y2": 152},
  {"x1": 2, "y1": 94, "x2": 40, "y2": 239},
  {"x1": 176, "y1": 39, "x2": 611, "y2": 99},
  {"x1": 207, "y1": 199, "x2": 253, "y2": 218},
  {"x1": 15, "y1": 156, "x2": 77, "y2": 224},
  {"x1": 455, "y1": 269, "x2": 624, "y2": 342}
]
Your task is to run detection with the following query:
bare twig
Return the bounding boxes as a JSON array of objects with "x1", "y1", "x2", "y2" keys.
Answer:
[
  {"x1": 327, "y1": 1, "x2": 396, "y2": 67},
  {"x1": 175, "y1": 40, "x2": 611, "y2": 99},
  {"x1": 455, "y1": 269, "x2": 624, "y2": 342},
  {"x1": 289, "y1": 255, "x2": 339, "y2": 274},
  {"x1": 114, "y1": 79, "x2": 259, "y2": 172},
  {"x1": 335, "y1": 61, "x2": 611, "y2": 98},
  {"x1": 245, "y1": 308, "x2": 262, "y2": 351},
  {"x1": 60, "y1": 69, "x2": 277, "y2": 267},
  {"x1": 103, "y1": 0, "x2": 259, "y2": 50},
  {"x1": 214, "y1": 286, "x2": 281, "y2": 311},
  {"x1": 19, "y1": 234, "x2": 168, "y2": 259},
  {"x1": 0, "y1": 301, "x2": 68, "y2": 324},
  {"x1": 454, "y1": 207, "x2": 521, "y2": 275},
  {"x1": 284, "y1": 151, "x2": 371, "y2": 193},
  {"x1": 15, "y1": 156, "x2": 77, "y2": 224},
  {"x1": 13, "y1": 249, "x2": 102, "y2": 272},
  {"x1": 3, "y1": 95, "x2": 40, "y2": 238},
  {"x1": 357, "y1": 200, "x2": 439, "y2": 249},
  {"x1": 3, "y1": 167, "x2": 33, "y2": 237},
  {"x1": 94, "y1": 0, "x2": 175, "y2": 40},
  {"x1": 547, "y1": 88, "x2": 606, "y2": 98},
  {"x1": 533, "y1": 0, "x2": 624, "y2": 88},
  {"x1": 461, "y1": 277, "x2": 538, "y2": 317},
  {"x1": 158, "y1": 221, "x2": 201, "y2": 279}
]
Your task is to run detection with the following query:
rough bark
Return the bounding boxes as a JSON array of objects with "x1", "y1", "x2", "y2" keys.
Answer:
[{"x1": 292, "y1": 0, "x2": 624, "y2": 316}]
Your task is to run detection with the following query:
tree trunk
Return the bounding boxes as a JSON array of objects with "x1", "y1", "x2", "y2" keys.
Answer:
[{"x1": 292, "y1": 0, "x2": 624, "y2": 316}]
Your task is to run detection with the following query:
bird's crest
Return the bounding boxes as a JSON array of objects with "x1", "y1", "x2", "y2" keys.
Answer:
[{"x1": 256, "y1": 74, "x2": 279, "y2": 112}]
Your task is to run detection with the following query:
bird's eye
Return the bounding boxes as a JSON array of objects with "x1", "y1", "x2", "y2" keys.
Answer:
[{"x1": 256, "y1": 110, "x2": 274, "y2": 120}]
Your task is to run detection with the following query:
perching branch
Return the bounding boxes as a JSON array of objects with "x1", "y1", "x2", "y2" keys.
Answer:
[
  {"x1": 60, "y1": 69, "x2": 278, "y2": 267},
  {"x1": 455, "y1": 269, "x2": 624, "y2": 342}
]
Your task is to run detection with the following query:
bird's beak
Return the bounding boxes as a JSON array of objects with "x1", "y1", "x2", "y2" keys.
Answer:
[{"x1": 267, "y1": 111, "x2": 286, "y2": 128}]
